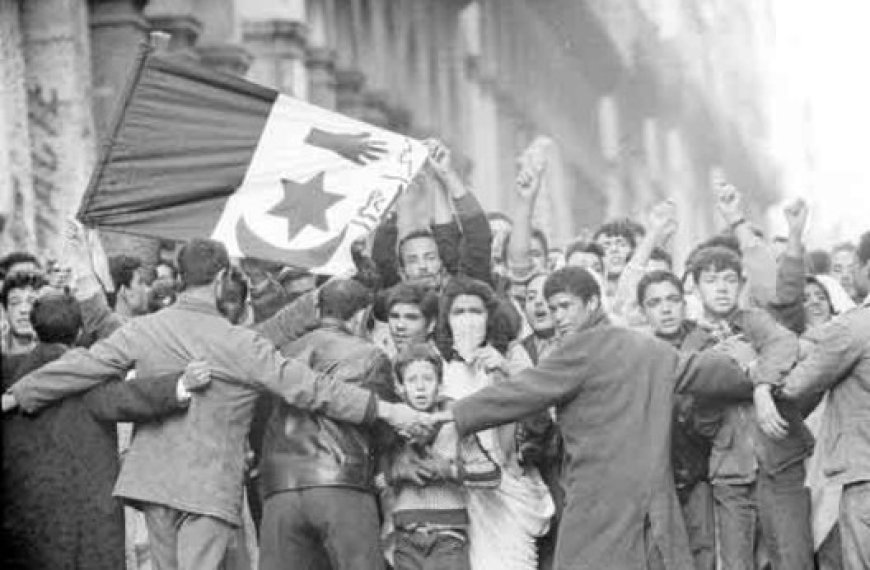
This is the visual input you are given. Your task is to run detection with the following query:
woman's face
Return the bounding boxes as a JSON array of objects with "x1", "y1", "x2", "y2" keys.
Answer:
[
  {"x1": 448, "y1": 294, "x2": 488, "y2": 358},
  {"x1": 804, "y1": 281, "x2": 833, "y2": 328},
  {"x1": 449, "y1": 294, "x2": 488, "y2": 328}
]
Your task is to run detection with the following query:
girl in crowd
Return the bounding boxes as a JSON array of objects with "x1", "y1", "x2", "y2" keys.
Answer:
[{"x1": 434, "y1": 275, "x2": 554, "y2": 570}]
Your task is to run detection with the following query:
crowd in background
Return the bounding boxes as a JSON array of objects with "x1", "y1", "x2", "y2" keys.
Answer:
[{"x1": 2, "y1": 137, "x2": 870, "y2": 570}]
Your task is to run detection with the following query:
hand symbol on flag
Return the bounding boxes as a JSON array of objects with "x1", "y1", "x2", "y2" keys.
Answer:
[{"x1": 304, "y1": 128, "x2": 388, "y2": 165}]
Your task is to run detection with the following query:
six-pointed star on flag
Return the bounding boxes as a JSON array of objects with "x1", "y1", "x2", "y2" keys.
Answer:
[{"x1": 269, "y1": 172, "x2": 344, "y2": 240}]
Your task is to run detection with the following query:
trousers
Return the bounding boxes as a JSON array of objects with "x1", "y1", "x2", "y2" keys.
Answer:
[
  {"x1": 141, "y1": 503, "x2": 235, "y2": 570},
  {"x1": 713, "y1": 462, "x2": 813, "y2": 570},
  {"x1": 258, "y1": 487, "x2": 384, "y2": 570},
  {"x1": 840, "y1": 480, "x2": 870, "y2": 570}
]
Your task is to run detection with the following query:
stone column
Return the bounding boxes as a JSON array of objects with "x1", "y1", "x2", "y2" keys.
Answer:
[
  {"x1": 334, "y1": 67, "x2": 366, "y2": 120},
  {"x1": 88, "y1": 0, "x2": 150, "y2": 137},
  {"x1": 144, "y1": 0, "x2": 202, "y2": 60},
  {"x1": 243, "y1": 19, "x2": 308, "y2": 97},
  {"x1": 0, "y1": 0, "x2": 37, "y2": 253},
  {"x1": 21, "y1": 0, "x2": 98, "y2": 255},
  {"x1": 193, "y1": 0, "x2": 252, "y2": 76},
  {"x1": 305, "y1": 46, "x2": 336, "y2": 109},
  {"x1": 305, "y1": 0, "x2": 336, "y2": 108}
]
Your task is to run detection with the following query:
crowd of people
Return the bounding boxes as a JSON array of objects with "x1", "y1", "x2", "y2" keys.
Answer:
[{"x1": 1, "y1": 137, "x2": 869, "y2": 570}]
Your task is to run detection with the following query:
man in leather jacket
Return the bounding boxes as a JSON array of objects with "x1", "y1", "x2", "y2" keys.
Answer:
[{"x1": 257, "y1": 278, "x2": 399, "y2": 570}]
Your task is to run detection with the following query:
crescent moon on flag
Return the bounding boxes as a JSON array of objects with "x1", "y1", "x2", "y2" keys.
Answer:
[{"x1": 234, "y1": 216, "x2": 348, "y2": 269}]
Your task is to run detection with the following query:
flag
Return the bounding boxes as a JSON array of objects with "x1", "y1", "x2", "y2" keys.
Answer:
[{"x1": 78, "y1": 46, "x2": 428, "y2": 274}]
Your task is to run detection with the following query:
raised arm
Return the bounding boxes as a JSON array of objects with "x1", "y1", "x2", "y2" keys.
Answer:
[
  {"x1": 769, "y1": 199, "x2": 809, "y2": 333},
  {"x1": 715, "y1": 184, "x2": 778, "y2": 306},
  {"x1": 613, "y1": 200, "x2": 677, "y2": 318},
  {"x1": 506, "y1": 143, "x2": 546, "y2": 284}
]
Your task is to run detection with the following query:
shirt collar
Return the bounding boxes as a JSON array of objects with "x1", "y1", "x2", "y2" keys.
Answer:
[{"x1": 173, "y1": 294, "x2": 223, "y2": 317}]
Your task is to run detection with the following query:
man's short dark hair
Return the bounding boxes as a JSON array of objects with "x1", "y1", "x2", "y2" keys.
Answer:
[
  {"x1": 637, "y1": 270, "x2": 684, "y2": 306},
  {"x1": 593, "y1": 219, "x2": 638, "y2": 251},
  {"x1": 177, "y1": 238, "x2": 230, "y2": 288},
  {"x1": 1, "y1": 272, "x2": 45, "y2": 308},
  {"x1": 317, "y1": 278, "x2": 373, "y2": 322},
  {"x1": 394, "y1": 342, "x2": 443, "y2": 385},
  {"x1": 397, "y1": 229, "x2": 439, "y2": 268},
  {"x1": 690, "y1": 246, "x2": 743, "y2": 283},
  {"x1": 857, "y1": 231, "x2": 870, "y2": 266},
  {"x1": 649, "y1": 247, "x2": 673, "y2": 271},
  {"x1": 0, "y1": 251, "x2": 41, "y2": 275},
  {"x1": 384, "y1": 282, "x2": 439, "y2": 323},
  {"x1": 543, "y1": 266, "x2": 601, "y2": 304},
  {"x1": 109, "y1": 255, "x2": 143, "y2": 290},
  {"x1": 807, "y1": 249, "x2": 831, "y2": 275},
  {"x1": 30, "y1": 293, "x2": 82, "y2": 345},
  {"x1": 565, "y1": 240, "x2": 605, "y2": 264}
]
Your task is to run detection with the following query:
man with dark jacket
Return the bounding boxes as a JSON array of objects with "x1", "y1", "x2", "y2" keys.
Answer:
[
  {"x1": 257, "y1": 278, "x2": 398, "y2": 570},
  {"x1": 638, "y1": 270, "x2": 723, "y2": 570},
  {"x1": 432, "y1": 267, "x2": 757, "y2": 570},
  {"x1": 2, "y1": 292, "x2": 207, "y2": 570}
]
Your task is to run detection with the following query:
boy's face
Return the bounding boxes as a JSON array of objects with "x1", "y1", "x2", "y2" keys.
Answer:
[
  {"x1": 596, "y1": 233, "x2": 632, "y2": 277},
  {"x1": 641, "y1": 281, "x2": 686, "y2": 336},
  {"x1": 547, "y1": 291, "x2": 598, "y2": 338},
  {"x1": 524, "y1": 274, "x2": 554, "y2": 333},
  {"x1": 400, "y1": 360, "x2": 440, "y2": 411},
  {"x1": 696, "y1": 267, "x2": 742, "y2": 319},
  {"x1": 389, "y1": 302, "x2": 429, "y2": 352},
  {"x1": 5, "y1": 286, "x2": 38, "y2": 339}
]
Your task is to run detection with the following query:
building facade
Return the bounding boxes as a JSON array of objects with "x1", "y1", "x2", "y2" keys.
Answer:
[{"x1": 1, "y1": 0, "x2": 781, "y2": 267}]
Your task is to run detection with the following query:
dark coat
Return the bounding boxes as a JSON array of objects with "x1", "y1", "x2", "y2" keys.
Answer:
[
  {"x1": 2, "y1": 343, "x2": 186, "y2": 570},
  {"x1": 451, "y1": 312, "x2": 755, "y2": 570},
  {"x1": 258, "y1": 318, "x2": 398, "y2": 497}
]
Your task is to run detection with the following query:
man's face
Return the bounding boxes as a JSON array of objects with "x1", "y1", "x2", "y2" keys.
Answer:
[
  {"x1": 389, "y1": 302, "x2": 429, "y2": 352},
  {"x1": 642, "y1": 281, "x2": 686, "y2": 336},
  {"x1": 529, "y1": 236, "x2": 547, "y2": 274},
  {"x1": 803, "y1": 281, "x2": 832, "y2": 328},
  {"x1": 400, "y1": 236, "x2": 443, "y2": 289},
  {"x1": 566, "y1": 251, "x2": 603, "y2": 277},
  {"x1": 5, "y1": 286, "x2": 38, "y2": 339},
  {"x1": 283, "y1": 274, "x2": 316, "y2": 300},
  {"x1": 595, "y1": 233, "x2": 632, "y2": 278},
  {"x1": 831, "y1": 250, "x2": 857, "y2": 297},
  {"x1": 547, "y1": 291, "x2": 597, "y2": 338},
  {"x1": 400, "y1": 360, "x2": 440, "y2": 411},
  {"x1": 524, "y1": 274, "x2": 554, "y2": 333},
  {"x1": 47, "y1": 263, "x2": 71, "y2": 290},
  {"x1": 124, "y1": 269, "x2": 152, "y2": 316},
  {"x1": 696, "y1": 267, "x2": 742, "y2": 319}
]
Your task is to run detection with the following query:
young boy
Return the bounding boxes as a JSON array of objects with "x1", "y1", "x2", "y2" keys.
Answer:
[
  {"x1": 386, "y1": 343, "x2": 499, "y2": 570},
  {"x1": 637, "y1": 270, "x2": 722, "y2": 570},
  {"x1": 691, "y1": 246, "x2": 815, "y2": 570}
]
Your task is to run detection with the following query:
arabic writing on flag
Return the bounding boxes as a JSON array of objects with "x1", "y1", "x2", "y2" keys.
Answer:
[{"x1": 77, "y1": 48, "x2": 429, "y2": 274}]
